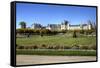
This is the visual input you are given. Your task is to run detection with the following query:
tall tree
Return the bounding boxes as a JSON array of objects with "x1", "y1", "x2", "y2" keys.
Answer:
[
  {"x1": 64, "y1": 20, "x2": 69, "y2": 25},
  {"x1": 19, "y1": 21, "x2": 26, "y2": 28},
  {"x1": 88, "y1": 20, "x2": 95, "y2": 30},
  {"x1": 93, "y1": 22, "x2": 96, "y2": 30}
]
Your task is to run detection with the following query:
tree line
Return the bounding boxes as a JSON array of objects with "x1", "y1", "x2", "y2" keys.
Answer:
[
  {"x1": 17, "y1": 21, "x2": 96, "y2": 37},
  {"x1": 16, "y1": 28, "x2": 67, "y2": 36}
]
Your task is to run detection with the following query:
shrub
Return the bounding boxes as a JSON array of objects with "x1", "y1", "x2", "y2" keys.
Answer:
[
  {"x1": 29, "y1": 46, "x2": 34, "y2": 49},
  {"x1": 33, "y1": 45, "x2": 38, "y2": 49},
  {"x1": 59, "y1": 46, "x2": 64, "y2": 49},
  {"x1": 90, "y1": 45, "x2": 96, "y2": 50},
  {"x1": 85, "y1": 30, "x2": 95, "y2": 35},
  {"x1": 52, "y1": 45, "x2": 64, "y2": 49},
  {"x1": 54, "y1": 46, "x2": 59, "y2": 49},
  {"x1": 64, "y1": 46, "x2": 72, "y2": 49},
  {"x1": 80, "y1": 30, "x2": 84, "y2": 34},
  {"x1": 73, "y1": 31, "x2": 77, "y2": 38},
  {"x1": 54, "y1": 45, "x2": 61, "y2": 49},
  {"x1": 80, "y1": 45, "x2": 89, "y2": 50},
  {"x1": 61, "y1": 30, "x2": 67, "y2": 33},
  {"x1": 17, "y1": 46, "x2": 24, "y2": 49},
  {"x1": 72, "y1": 44, "x2": 79, "y2": 49},
  {"x1": 24, "y1": 46, "x2": 32, "y2": 49},
  {"x1": 47, "y1": 45, "x2": 54, "y2": 49},
  {"x1": 41, "y1": 44, "x2": 47, "y2": 48}
]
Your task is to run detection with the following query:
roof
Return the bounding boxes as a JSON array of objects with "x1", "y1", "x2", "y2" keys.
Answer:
[{"x1": 69, "y1": 25, "x2": 80, "y2": 27}]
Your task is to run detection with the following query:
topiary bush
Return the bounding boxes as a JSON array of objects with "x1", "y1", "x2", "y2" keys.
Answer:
[
  {"x1": 73, "y1": 31, "x2": 77, "y2": 38},
  {"x1": 41, "y1": 44, "x2": 47, "y2": 48}
]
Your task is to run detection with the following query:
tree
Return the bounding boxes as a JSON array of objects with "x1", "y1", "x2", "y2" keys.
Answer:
[
  {"x1": 40, "y1": 29, "x2": 44, "y2": 37},
  {"x1": 93, "y1": 22, "x2": 96, "y2": 30},
  {"x1": 88, "y1": 20, "x2": 95, "y2": 30},
  {"x1": 19, "y1": 21, "x2": 26, "y2": 28},
  {"x1": 64, "y1": 20, "x2": 69, "y2": 25},
  {"x1": 73, "y1": 31, "x2": 77, "y2": 38},
  {"x1": 80, "y1": 25, "x2": 84, "y2": 34}
]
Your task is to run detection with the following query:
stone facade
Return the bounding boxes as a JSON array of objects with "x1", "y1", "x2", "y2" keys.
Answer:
[
  {"x1": 31, "y1": 23, "x2": 42, "y2": 29},
  {"x1": 31, "y1": 22, "x2": 92, "y2": 31}
]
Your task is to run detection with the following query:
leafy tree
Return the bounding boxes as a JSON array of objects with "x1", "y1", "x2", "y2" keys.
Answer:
[
  {"x1": 80, "y1": 24, "x2": 84, "y2": 34},
  {"x1": 88, "y1": 20, "x2": 96, "y2": 31},
  {"x1": 19, "y1": 21, "x2": 26, "y2": 28},
  {"x1": 64, "y1": 20, "x2": 69, "y2": 25}
]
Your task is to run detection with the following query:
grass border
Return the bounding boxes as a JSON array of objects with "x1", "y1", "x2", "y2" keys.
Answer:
[{"x1": 16, "y1": 49, "x2": 96, "y2": 56}]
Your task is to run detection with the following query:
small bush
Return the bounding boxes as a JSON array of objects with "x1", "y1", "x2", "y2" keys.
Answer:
[
  {"x1": 51, "y1": 46, "x2": 58, "y2": 49},
  {"x1": 80, "y1": 45, "x2": 89, "y2": 50},
  {"x1": 29, "y1": 46, "x2": 34, "y2": 49},
  {"x1": 17, "y1": 46, "x2": 24, "y2": 49},
  {"x1": 33, "y1": 45, "x2": 38, "y2": 49},
  {"x1": 73, "y1": 31, "x2": 77, "y2": 38},
  {"x1": 80, "y1": 30, "x2": 84, "y2": 34},
  {"x1": 24, "y1": 46, "x2": 29, "y2": 49},
  {"x1": 47, "y1": 45, "x2": 53, "y2": 49},
  {"x1": 90, "y1": 45, "x2": 96, "y2": 50},
  {"x1": 41, "y1": 44, "x2": 47, "y2": 48},
  {"x1": 61, "y1": 30, "x2": 67, "y2": 33},
  {"x1": 64, "y1": 46, "x2": 72, "y2": 49},
  {"x1": 24, "y1": 46, "x2": 33, "y2": 49},
  {"x1": 59, "y1": 46, "x2": 64, "y2": 49},
  {"x1": 72, "y1": 44, "x2": 79, "y2": 49}
]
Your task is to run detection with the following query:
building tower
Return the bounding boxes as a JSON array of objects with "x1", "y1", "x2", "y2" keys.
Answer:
[{"x1": 61, "y1": 20, "x2": 68, "y2": 30}]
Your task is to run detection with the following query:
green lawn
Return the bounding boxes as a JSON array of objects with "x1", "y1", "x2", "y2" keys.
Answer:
[
  {"x1": 16, "y1": 34, "x2": 96, "y2": 56},
  {"x1": 16, "y1": 34, "x2": 96, "y2": 47},
  {"x1": 16, "y1": 49, "x2": 96, "y2": 56}
]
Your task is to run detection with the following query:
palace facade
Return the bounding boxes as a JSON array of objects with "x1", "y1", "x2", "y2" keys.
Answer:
[{"x1": 31, "y1": 21, "x2": 92, "y2": 31}]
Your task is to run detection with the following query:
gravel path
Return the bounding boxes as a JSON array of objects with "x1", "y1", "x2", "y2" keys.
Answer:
[{"x1": 16, "y1": 55, "x2": 96, "y2": 65}]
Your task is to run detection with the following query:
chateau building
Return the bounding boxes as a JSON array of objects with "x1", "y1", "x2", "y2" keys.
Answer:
[
  {"x1": 31, "y1": 23, "x2": 42, "y2": 29},
  {"x1": 46, "y1": 24, "x2": 61, "y2": 31},
  {"x1": 31, "y1": 21, "x2": 92, "y2": 31}
]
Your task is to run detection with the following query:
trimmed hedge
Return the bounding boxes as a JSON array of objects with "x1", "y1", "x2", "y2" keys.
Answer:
[{"x1": 16, "y1": 44, "x2": 96, "y2": 50}]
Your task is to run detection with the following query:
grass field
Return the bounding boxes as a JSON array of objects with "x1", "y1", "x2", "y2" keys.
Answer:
[
  {"x1": 16, "y1": 34, "x2": 96, "y2": 56},
  {"x1": 16, "y1": 34, "x2": 96, "y2": 47},
  {"x1": 16, "y1": 49, "x2": 96, "y2": 56}
]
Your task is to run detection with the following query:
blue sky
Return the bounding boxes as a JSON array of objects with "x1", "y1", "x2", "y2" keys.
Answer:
[{"x1": 16, "y1": 3, "x2": 96, "y2": 28}]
